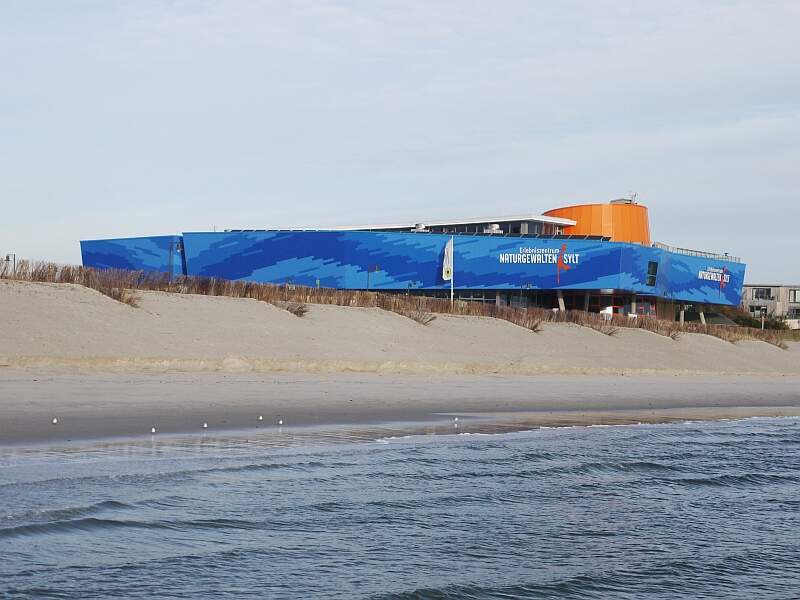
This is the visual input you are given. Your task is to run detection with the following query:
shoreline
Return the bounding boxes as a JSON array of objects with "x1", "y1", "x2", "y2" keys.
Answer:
[
  {"x1": 2, "y1": 406, "x2": 799, "y2": 452},
  {"x1": 2, "y1": 370, "x2": 799, "y2": 447}
]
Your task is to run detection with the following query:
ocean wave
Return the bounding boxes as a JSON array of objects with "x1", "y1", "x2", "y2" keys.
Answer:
[
  {"x1": 371, "y1": 460, "x2": 683, "y2": 483},
  {"x1": 0, "y1": 517, "x2": 167, "y2": 539},
  {"x1": 0, "y1": 516, "x2": 261, "y2": 540},
  {"x1": 668, "y1": 472, "x2": 800, "y2": 487},
  {"x1": 0, "y1": 458, "x2": 352, "y2": 493},
  {"x1": 370, "y1": 573, "x2": 628, "y2": 600},
  {"x1": 564, "y1": 460, "x2": 683, "y2": 475},
  {"x1": 1, "y1": 500, "x2": 130, "y2": 525}
]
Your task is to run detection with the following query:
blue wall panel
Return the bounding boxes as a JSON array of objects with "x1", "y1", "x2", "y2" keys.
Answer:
[
  {"x1": 657, "y1": 250, "x2": 743, "y2": 306},
  {"x1": 81, "y1": 236, "x2": 186, "y2": 276},
  {"x1": 81, "y1": 231, "x2": 745, "y2": 306},
  {"x1": 182, "y1": 232, "x2": 625, "y2": 291},
  {"x1": 179, "y1": 231, "x2": 745, "y2": 305}
]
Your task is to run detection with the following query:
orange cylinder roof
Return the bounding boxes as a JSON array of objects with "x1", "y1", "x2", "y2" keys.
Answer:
[{"x1": 543, "y1": 202, "x2": 651, "y2": 245}]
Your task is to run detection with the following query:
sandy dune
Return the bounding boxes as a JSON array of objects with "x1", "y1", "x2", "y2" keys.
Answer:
[{"x1": 1, "y1": 280, "x2": 797, "y2": 376}]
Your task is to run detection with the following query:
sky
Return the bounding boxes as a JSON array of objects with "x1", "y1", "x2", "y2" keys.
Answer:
[{"x1": 1, "y1": 0, "x2": 798, "y2": 282}]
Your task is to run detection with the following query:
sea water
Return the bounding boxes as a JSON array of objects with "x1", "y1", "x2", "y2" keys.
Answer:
[{"x1": 1, "y1": 418, "x2": 799, "y2": 599}]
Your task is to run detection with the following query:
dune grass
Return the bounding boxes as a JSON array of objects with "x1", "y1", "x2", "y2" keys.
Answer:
[
  {"x1": 780, "y1": 329, "x2": 800, "y2": 342},
  {"x1": 393, "y1": 308, "x2": 437, "y2": 326},
  {"x1": 278, "y1": 302, "x2": 309, "y2": 318},
  {"x1": 1, "y1": 260, "x2": 788, "y2": 349}
]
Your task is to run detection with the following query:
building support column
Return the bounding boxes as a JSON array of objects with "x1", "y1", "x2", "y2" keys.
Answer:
[
  {"x1": 557, "y1": 290, "x2": 566, "y2": 312},
  {"x1": 679, "y1": 305, "x2": 685, "y2": 325},
  {"x1": 630, "y1": 294, "x2": 637, "y2": 316},
  {"x1": 699, "y1": 307, "x2": 706, "y2": 325},
  {"x1": 583, "y1": 291, "x2": 590, "y2": 312}
]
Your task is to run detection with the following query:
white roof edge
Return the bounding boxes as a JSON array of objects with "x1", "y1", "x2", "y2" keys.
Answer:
[{"x1": 288, "y1": 214, "x2": 576, "y2": 231}]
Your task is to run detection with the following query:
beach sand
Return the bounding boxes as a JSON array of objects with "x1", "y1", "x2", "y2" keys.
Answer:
[{"x1": 1, "y1": 280, "x2": 798, "y2": 445}]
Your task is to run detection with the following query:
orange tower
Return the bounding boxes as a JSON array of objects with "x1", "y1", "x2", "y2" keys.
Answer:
[{"x1": 543, "y1": 199, "x2": 651, "y2": 245}]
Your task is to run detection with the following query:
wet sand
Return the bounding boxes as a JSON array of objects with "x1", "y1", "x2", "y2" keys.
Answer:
[{"x1": 2, "y1": 371, "x2": 799, "y2": 446}]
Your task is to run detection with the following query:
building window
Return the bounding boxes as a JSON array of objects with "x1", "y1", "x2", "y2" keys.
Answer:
[
  {"x1": 752, "y1": 288, "x2": 773, "y2": 300},
  {"x1": 788, "y1": 308, "x2": 800, "y2": 319},
  {"x1": 749, "y1": 305, "x2": 767, "y2": 316},
  {"x1": 790, "y1": 289, "x2": 800, "y2": 303},
  {"x1": 646, "y1": 261, "x2": 658, "y2": 287}
]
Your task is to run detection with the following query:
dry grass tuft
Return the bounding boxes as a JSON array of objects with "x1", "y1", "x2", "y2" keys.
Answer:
[
  {"x1": 283, "y1": 302, "x2": 309, "y2": 318},
  {"x1": 598, "y1": 324, "x2": 620, "y2": 336},
  {"x1": 394, "y1": 308, "x2": 437, "y2": 326},
  {"x1": 779, "y1": 330, "x2": 800, "y2": 343},
  {"x1": 1, "y1": 259, "x2": 789, "y2": 349},
  {"x1": 97, "y1": 286, "x2": 140, "y2": 308}
]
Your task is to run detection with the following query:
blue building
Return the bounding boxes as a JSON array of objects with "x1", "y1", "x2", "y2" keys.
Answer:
[{"x1": 80, "y1": 200, "x2": 745, "y2": 320}]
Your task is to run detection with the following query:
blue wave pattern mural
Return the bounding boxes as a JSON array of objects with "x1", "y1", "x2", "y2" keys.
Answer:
[
  {"x1": 82, "y1": 231, "x2": 745, "y2": 305},
  {"x1": 80, "y1": 235, "x2": 185, "y2": 276}
]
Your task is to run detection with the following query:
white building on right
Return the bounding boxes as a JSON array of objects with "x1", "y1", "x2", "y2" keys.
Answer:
[{"x1": 741, "y1": 284, "x2": 800, "y2": 329}]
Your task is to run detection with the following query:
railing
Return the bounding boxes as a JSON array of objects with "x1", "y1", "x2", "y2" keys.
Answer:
[
  {"x1": 653, "y1": 242, "x2": 741, "y2": 263},
  {"x1": 231, "y1": 229, "x2": 612, "y2": 241}
]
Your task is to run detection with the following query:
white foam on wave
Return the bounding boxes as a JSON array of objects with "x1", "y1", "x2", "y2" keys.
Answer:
[{"x1": 374, "y1": 434, "x2": 429, "y2": 444}]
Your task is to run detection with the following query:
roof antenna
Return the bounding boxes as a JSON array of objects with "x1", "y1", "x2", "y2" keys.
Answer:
[{"x1": 628, "y1": 191, "x2": 638, "y2": 204}]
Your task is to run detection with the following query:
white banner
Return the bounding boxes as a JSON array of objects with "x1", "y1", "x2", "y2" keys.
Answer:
[{"x1": 442, "y1": 237, "x2": 453, "y2": 281}]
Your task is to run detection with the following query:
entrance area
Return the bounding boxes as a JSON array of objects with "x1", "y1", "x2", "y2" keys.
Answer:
[{"x1": 495, "y1": 290, "x2": 658, "y2": 317}]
